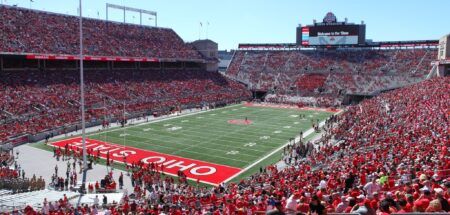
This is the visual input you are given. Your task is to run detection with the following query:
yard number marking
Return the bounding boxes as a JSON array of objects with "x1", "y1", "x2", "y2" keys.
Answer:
[
  {"x1": 259, "y1": 136, "x2": 270, "y2": 140},
  {"x1": 167, "y1": 126, "x2": 182, "y2": 131},
  {"x1": 244, "y1": 142, "x2": 256, "y2": 147},
  {"x1": 226, "y1": 150, "x2": 239, "y2": 155}
]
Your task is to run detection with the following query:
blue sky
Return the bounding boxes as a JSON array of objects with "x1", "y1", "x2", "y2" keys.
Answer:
[{"x1": 2, "y1": 0, "x2": 449, "y2": 50}]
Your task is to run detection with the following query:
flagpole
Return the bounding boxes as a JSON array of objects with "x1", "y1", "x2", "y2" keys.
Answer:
[{"x1": 78, "y1": 0, "x2": 88, "y2": 197}]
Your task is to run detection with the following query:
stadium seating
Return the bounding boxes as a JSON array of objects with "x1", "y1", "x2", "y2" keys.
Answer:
[
  {"x1": 0, "y1": 69, "x2": 251, "y2": 143},
  {"x1": 15, "y1": 77, "x2": 448, "y2": 214},
  {"x1": 296, "y1": 73, "x2": 328, "y2": 94},
  {"x1": 0, "y1": 5, "x2": 202, "y2": 60},
  {"x1": 118, "y1": 77, "x2": 446, "y2": 214},
  {"x1": 132, "y1": 77, "x2": 447, "y2": 214},
  {"x1": 227, "y1": 49, "x2": 436, "y2": 96}
]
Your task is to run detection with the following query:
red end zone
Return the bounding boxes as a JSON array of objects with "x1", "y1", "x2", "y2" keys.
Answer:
[{"x1": 50, "y1": 137, "x2": 241, "y2": 185}]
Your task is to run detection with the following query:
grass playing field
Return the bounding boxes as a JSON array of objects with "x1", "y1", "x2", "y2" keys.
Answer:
[{"x1": 42, "y1": 103, "x2": 335, "y2": 185}]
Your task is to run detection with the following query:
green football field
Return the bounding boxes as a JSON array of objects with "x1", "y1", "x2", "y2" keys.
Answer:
[{"x1": 81, "y1": 103, "x2": 334, "y2": 183}]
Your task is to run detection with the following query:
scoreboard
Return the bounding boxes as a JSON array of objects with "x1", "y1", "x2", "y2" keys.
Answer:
[
  {"x1": 297, "y1": 12, "x2": 366, "y2": 46},
  {"x1": 301, "y1": 25, "x2": 365, "y2": 46}
]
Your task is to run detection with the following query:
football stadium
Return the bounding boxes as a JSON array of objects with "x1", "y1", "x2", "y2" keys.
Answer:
[{"x1": 0, "y1": 0, "x2": 449, "y2": 214}]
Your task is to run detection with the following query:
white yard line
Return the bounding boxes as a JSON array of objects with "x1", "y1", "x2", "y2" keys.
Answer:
[
  {"x1": 223, "y1": 109, "x2": 344, "y2": 183},
  {"x1": 101, "y1": 134, "x2": 256, "y2": 163},
  {"x1": 89, "y1": 105, "x2": 328, "y2": 143},
  {"x1": 127, "y1": 127, "x2": 277, "y2": 150},
  {"x1": 43, "y1": 103, "x2": 339, "y2": 186},
  {"x1": 108, "y1": 132, "x2": 262, "y2": 159},
  {"x1": 83, "y1": 104, "x2": 242, "y2": 138},
  {"x1": 170, "y1": 108, "x2": 270, "y2": 155}
]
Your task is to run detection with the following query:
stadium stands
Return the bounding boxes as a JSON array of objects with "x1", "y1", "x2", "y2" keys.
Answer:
[
  {"x1": 125, "y1": 77, "x2": 448, "y2": 214},
  {"x1": 227, "y1": 49, "x2": 436, "y2": 96},
  {"x1": 0, "y1": 6, "x2": 253, "y2": 143},
  {"x1": 11, "y1": 77, "x2": 448, "y2": 214},
  {"x1": 0, "y1": 69, "x2": 251, "y2": 143},
  {"x1": 0, "y1": 5, "x2": 202, "y2": 60}
]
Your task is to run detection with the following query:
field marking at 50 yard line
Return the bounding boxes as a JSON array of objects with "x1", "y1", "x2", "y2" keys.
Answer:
[{"x1": 223, "y1": 109, "x2": 343, "y2": 183}]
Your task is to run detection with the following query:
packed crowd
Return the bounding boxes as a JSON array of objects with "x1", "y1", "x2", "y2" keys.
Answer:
[
  {"x1": 0, "y1": 5, "x2": 202, "y2": 59},
  {"x1": 273, "y1": 77, "x2": 449, "y2": 214},
  {"x1": 118, "y1": 77, "x2": 448, "y2": 214},
  {"x1": 12, "y1": 77, "x2": 447, "y2": 215},
  {"x1": 0, "y1": 69, "x2": 251, "y2": 143},
  {"x1": 227, "y1": 49, "x2": 436, "y2": 95}
]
